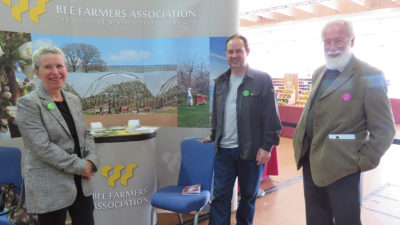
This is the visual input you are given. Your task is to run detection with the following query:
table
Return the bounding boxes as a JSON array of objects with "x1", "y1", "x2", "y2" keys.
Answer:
[
  {"x1": 262, "y1": 146, "x2": 278, "y2": 179},
  {"x1": 92, "y1": 131, "x2": 157, "y2": 225},
  {"x1": 390, "y1": 98, "x2": 400, "y2": 124},
  {"x1": 394, "y1": 124, "x2": 400, "y2": 145},
  {"x1": 278, "y1": 98, "x2": 400, "y2": 139},
  {"x1": 278, "y1": 105, "x2": 304, "y2": 138},
  {"x1": 278, "y1": 102, "x2": 400, "y2": 145}
]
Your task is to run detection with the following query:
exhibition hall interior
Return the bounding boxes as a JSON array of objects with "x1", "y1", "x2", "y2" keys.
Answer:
[
  {"x1": 0, "y1": 0, "x2": 399, "y2": 225},
  {"x1": 160, "y1": 0, "x2": 400, "y2": 224}
]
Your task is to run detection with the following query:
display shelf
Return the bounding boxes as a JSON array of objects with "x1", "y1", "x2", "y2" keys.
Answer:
[
  {"x1": 273, "y1": 76, "x2": 312, "y2": 106},
  {"x1": 295, "y1": 78, "x2": 312, "y2": 106}
]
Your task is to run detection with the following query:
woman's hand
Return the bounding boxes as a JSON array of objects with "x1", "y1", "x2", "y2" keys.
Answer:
[
  {"x1": 202, "y1": 136, "x2": 212, "y2": 143},
  {"x1": 82, "y1": 160, "x2": 95, "y2": 180}
]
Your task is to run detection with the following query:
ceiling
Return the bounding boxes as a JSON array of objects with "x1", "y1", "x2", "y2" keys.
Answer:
[{"x1": 240, "y1": 0, "x2": 400, "y2": 27}]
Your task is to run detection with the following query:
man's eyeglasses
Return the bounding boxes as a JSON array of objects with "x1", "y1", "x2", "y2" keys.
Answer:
[{"x1": 323, "y1": 38, "x2": 348, "y2": 47}]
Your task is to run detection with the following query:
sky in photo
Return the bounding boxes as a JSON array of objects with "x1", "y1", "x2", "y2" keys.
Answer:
[
  {"x1": 209, "y1": 37, "x2": 228, "y2": 81},
  {"x1": 31, "y1": 33, "x2": 210, "y2": 66}
]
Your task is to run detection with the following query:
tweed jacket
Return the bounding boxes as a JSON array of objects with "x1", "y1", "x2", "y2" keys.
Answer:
[
  {"x1": 293, "y1": 56, "x2": 395, "y2": 187},
  {"x1": 16, "y1": 85, "x2": 99, "y2": 214}
]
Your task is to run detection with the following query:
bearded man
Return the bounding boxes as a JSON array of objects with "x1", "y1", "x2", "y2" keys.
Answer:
[{"x1": 293, "y1": 19, "x2": 395, "y2": 225}]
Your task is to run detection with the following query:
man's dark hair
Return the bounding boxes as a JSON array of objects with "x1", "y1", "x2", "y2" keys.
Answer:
[{"x1": 226, "y1": 34, "x2": 249, "y2": 51}]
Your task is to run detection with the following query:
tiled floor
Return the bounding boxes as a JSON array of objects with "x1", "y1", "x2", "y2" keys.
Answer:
[{"x1": 157, "y1": 126, "x2": 400, "y2": 225}]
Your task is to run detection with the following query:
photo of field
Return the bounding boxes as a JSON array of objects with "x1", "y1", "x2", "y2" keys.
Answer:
[{"x1": 29, "y1": 34, "x2": 211, "y2": 128}]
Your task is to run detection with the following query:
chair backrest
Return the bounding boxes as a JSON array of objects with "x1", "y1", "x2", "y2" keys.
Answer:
[
  {"x1": 0, "y1": 147, "x2": 23, "y2": 193},
  {"x1": 178, "y1": 138, "x2": 215, "y2": 192}
]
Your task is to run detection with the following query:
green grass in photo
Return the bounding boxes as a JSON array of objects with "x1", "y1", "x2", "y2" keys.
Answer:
[
  {"x1": 178, "y1": 101, "x2": 210, "y2": 127},
  {"x1": 153, "y1": 108, "x2": 177, "y2": 114}
]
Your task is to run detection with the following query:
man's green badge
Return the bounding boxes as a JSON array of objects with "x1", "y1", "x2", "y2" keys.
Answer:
[
  {"x1": 47, "y1": 102, "x2": 56, "y2": 111},
  {"x1": 243, "y1": 90, "x2": 250, "y2": 97}
]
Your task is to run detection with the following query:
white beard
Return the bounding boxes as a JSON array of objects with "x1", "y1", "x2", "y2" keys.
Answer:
[{"x1": 325, "y1": 41, "x2": 352, "y2": 70}]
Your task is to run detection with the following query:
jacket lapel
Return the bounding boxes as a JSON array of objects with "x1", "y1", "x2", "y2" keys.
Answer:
[
  {"x1": 320, "y1": 56, "x2": 357, "y2": 100},
  {"x1": 37, "y1": 86, "x2": 71, "y2": 137},
  {"x1": 304, "y1": 68, "x2": 325, "y2": 109}
]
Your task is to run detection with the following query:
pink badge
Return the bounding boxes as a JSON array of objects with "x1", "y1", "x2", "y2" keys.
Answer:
[{"x1": 342, "y1": 93, "x2": 352, "y2": 102}]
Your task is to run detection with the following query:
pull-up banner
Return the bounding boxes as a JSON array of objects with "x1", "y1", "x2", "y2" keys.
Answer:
[
  {"x1": 0, "y1": 0, "x2": 238, "y2": 138},
  {"x1": 0, "y1": 0, "x2": 238, "y2": 38}
]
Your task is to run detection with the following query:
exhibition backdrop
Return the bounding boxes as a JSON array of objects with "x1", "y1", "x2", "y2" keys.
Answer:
[{"x1": 0, "y1": 0, "x2": 238, "y2": 138}]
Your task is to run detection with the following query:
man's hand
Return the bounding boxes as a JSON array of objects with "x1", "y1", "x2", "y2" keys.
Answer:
[
  {"x1": 202, "y1": 136, "x2": 212, "y2": 143},
  {"x1": 82, "y1": 160, "x2": 95, "y2": 180},
  {"x1": 256, "y1": 148, "x2": 271, "y2": 165}
]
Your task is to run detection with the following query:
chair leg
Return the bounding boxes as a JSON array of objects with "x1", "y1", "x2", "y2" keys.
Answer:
[
  {"x1": 150, "y1": 207, "x2": 156, "y2": 225},
  {"x1": 178, "y1": 213, "x2": 183, "y2": 225},
  {"x1": 193, "y1": 210, "x2": 200, "y2": 225}
]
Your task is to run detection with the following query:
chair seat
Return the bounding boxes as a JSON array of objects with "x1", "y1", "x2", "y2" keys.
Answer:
[
  {"x1": 0, "y1": 217, "x2": 11, "y2": 225},
  {"x1": 151, "y1": 185, "x2": 210, "y2": 214},
  {"x1": 0, "y1": 209, "x2": 11, "y2": 225}
]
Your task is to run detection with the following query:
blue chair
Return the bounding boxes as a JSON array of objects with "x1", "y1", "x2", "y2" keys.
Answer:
[
  {"x1": 0, "y1": 147, "x2": 23, "y2": 225},
  {"x1": 151, "y1": 138, "x2": 215, "y2": 225}
]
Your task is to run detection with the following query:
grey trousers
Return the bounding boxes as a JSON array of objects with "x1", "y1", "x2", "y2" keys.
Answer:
[{"x1": 302, "y1": 152, "x2": 363, "y2": 225}]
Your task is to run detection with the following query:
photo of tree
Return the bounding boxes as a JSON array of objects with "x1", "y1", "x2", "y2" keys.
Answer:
[
  {"x1": 177, "y1": 56, "x2": 211, "y2": 127},
  {"x1": 28, "y1": 34, "x2": 211, "y2": 129},
  {"x1": 0, "y1": 31, "x2": 217, "y2": 138},
  {"x1": 0, "y1": 31, "x2": 34, "y2": 138}
]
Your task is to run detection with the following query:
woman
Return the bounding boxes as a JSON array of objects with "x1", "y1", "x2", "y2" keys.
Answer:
[{"x1": 16, "y1": 46, "x2": 99, "y2": 225}]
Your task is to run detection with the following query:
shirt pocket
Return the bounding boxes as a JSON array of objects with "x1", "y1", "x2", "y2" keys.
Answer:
[
  {"x1": 240, "y1": 87, "x2": 262, "y2": 117},
  {"x1": 241, "y1": 87, "x2": 262, "y2": 102},
  {"x1": 244, "y1": 88, "x2": 261, "y2": 97}
]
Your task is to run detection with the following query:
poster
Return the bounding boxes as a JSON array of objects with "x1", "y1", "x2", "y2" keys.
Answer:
[{"x1": 0, "y1": 0, "x2": 238, "y2": 138}]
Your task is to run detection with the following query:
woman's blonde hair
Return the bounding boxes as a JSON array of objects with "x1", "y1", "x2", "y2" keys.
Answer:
[{"x1": 32, "y1": 46, "x2": 66, "y2": 69}]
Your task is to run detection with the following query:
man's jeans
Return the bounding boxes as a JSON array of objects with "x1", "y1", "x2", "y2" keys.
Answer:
[{"x1": 209, "y1": 147, "x2": 264, "y2": 225}]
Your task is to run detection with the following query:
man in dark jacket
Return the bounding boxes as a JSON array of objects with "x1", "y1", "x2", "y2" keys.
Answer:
[{"x1": 203, "y1": 34, "x2": 281, "y2": 225}]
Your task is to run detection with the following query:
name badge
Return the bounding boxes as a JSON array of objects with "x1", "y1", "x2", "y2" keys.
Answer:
[{"x1": 328, "y1": 134, "x2": 356, "y2": 140}]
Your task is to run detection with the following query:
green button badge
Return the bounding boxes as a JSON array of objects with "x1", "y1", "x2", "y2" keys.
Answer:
[
  {"x1": 47, "y1": 102, "x2": 56, "y2": 111},
  {"x1": 243, "y1": 90, "x2": 250, "y2": 97}
]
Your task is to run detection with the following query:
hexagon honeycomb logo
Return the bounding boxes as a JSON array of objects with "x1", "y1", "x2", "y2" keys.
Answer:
[
  {"x1": 101, "y1": 163, "x2": 138, "y2": 188},
  {"x1": 1, "y1": 0, "x2": 51, "y2": 24}
]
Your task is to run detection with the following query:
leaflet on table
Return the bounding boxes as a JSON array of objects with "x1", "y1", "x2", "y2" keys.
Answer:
[
  {"x1": 181, "y1": 184, "x2": 201, "y2": 195},
  {"x1": 90, "y1": 124, "x2": 123, "y2": 136},
  {"x1": 90, "y1": 130, "x2": 118, "y2": 137},
  {"x1": 108, "y1": 126, "x2": 126, "y2": 130},
  {"x1": 90, "y1": 122, "x2": 104, "y2": 130},
  {"x1": 91, "y1": 126, "x2": 158, "y2": 136},
  {"x1": 125, "y1": 126, "x2": 158, "y2": 134}
]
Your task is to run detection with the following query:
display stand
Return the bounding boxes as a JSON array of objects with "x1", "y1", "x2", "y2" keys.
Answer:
[
  {"x1": 273, "y1": 75, "x2": 311, "y2": 107},
  {"x1": 91, "y1": 131, "x2": 157, "y2": 225}
]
